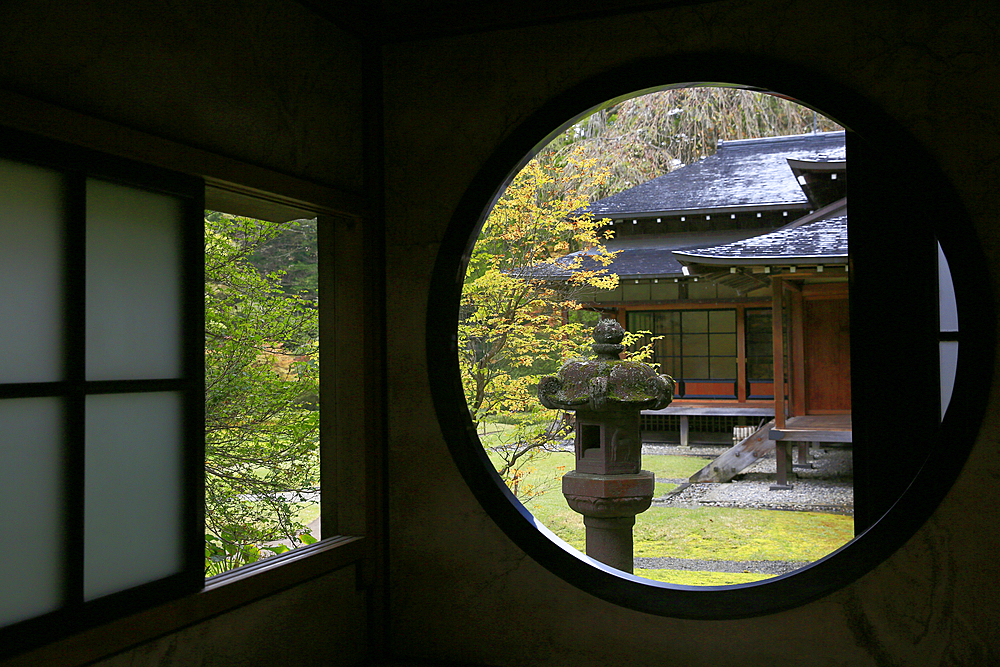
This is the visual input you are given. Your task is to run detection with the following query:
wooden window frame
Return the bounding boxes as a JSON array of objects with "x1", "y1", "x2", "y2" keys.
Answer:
[
  {"x1": 627, "y1": 306, "x2": 752, "y2": 401},
  {"x1": 0, "y1": 125, "x2": 206, "y2": 656},
  {"x1": 0, "y1": 97, "x2": 374, "y2": 666}
]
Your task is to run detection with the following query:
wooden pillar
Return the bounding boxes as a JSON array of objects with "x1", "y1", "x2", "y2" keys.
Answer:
[
  {"x1": 786, "y1": 281, "x2": 805, "y2": 417},
  {"x1": 679, "y1": 415, "x2": 689, "y2": 448},
  {"x1": 771, "y1": 276, "x2": 785, "y2": 430},
  {"x1": 796, "y1": 441, "x2": 812, "y2": 467},
  {"x1": 736, "y1": 304, "x2": 747, "y2": 402},
  {"x1": 771, "y1": 441, "x2": 794, "y2": 490}
]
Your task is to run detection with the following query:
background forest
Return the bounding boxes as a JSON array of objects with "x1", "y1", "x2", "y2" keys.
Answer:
[{"x1": 204, "y1": 213, "x2": 320, "y2": 575}]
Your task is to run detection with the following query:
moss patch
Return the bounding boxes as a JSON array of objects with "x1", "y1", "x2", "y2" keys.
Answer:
[
  {"x1": 635, "y1": 569, "x2": 775, "y2": 586},
  {"x1": 484, "y1": 448, "x2": 854, "y2": 579},
  {"x1": 544, "y1": 358, "x2": 666, "y2": 404},
  {"x1": 633, "y1": 506, "x2": 852, "y2": 562}
]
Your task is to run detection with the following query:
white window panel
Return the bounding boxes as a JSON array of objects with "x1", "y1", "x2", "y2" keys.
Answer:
[
  {"x1": 0, "y1": 398, "x2": 64, "y2": 625},
  {"x1": 84, "y1": 392, "x2": 184, "y2": 601},
  {"x1": 938, "y1": 241, "x2": 958, "y2": 333},
  {"x1": 0, "y1": 160, "x2": 64, "y2": 383},
  {"x1": 86, "y1": 179, "x2": 183, "y2": 381},
  {"x1": 940, "y1": 341, "x2": 958, "y2": 421}
]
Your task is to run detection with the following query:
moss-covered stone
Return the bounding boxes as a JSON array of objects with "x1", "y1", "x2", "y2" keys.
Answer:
[{"x1": 538, "y1": 321, "x2": 673, "y2": 411}]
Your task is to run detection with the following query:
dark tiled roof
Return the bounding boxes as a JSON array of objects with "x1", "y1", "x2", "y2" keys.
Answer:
[
  {"x1": 673, "y1": 200, "x2": 848, "y2": 264},
  {"x1": 526, "y1": 246, "x2": 686, "y2": 281},
  {"x1": 583, "y1": 247, "x2": 685, "y2": 278},
  {"x1": 537, "y1": 231, "x2": 769, "y2": 280},
  {"x1": 583, "y1": 131, "x2": 846, "y2": 217}
]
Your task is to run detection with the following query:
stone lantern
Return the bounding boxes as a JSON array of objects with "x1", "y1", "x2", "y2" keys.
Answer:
[{"x1": 538, "y1": 319, "x2": 674, "y2": 573}]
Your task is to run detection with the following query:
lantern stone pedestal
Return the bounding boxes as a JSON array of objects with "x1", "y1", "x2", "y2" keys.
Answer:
[
  {"x1": 538, "y1": 320, "x2": 674, "y2": 574},
  {"x1": 562, "y1": 470, "x2": 655, "y2": 572}
]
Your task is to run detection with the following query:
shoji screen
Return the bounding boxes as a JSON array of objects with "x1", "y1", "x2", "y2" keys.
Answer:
[{"x1": 0, "y1": 129, "x2": 203, "y2": 650}]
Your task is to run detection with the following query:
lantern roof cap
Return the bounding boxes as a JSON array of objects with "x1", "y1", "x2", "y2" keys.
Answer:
[{"x1": 538, "y1": 320, "x2": 674, "y2": 412}]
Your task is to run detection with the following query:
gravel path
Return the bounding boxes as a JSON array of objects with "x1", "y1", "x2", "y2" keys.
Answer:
[
  {"x1": 647, "y1": 442, "x2": 854, "y2": 515},
  {"x1": 634, "y1": 556, "x2": 807, "y2": 575}
]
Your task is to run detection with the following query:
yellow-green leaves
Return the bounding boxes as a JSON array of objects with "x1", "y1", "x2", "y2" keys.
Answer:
[{"x1": 460, "y1": 148, "x2": 617, "y2": 501}]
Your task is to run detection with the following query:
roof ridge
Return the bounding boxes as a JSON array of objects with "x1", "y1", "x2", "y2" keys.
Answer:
[{"x1": 717, "y1": 130, "x2": 845, "y2": 149}]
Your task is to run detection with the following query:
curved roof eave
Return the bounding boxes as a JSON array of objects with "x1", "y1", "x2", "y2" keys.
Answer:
[
  {"x1": 786, "y1": 158, "x2": 847, "y2": 172},
  {"x1": 592, "y1": 201, "x2": 811, "y2": 220},
  {"x1": 674, "y1": 254, "x2": 848, "y2": 266}
]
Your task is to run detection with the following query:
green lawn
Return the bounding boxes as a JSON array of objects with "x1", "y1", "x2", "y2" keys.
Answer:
[
  {"x1": 294, "y1": 500, "x2": 321, "y2": 528},
  {"x1": 476, "y1": 421, "x2": 521, "y2": 448},
  {"x1": 642, "y1": 453, "x2": 708, "y2": 479},
  {"x1": 487, "y1": 448, "x2": 854, "y2": 586},
  {"x1": 639, "y1": 570, "x2": 773, "y2": 585}
]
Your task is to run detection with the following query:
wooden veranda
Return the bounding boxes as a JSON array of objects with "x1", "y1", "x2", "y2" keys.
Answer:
[{"x1": 770, "y1": 275, "x2": 852, "y2": 489}]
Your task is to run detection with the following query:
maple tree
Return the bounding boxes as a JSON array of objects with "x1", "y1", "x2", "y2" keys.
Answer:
[{"x1": 459, "y1": 150, "x2": 617, "y2": 501}]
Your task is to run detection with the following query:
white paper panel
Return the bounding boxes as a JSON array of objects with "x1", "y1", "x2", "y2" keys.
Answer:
[
  {"x1": 86, "y1": 180, "x2": 183, "y2": 380},
  {"x1": 84, "y1": 392, "x2": 184, "y2": 600},
  {"x1": 938, "y1": 241, "x2": 958, "y2": 333},
  {"x1": 0, "y1": 398, "x2": 64, "y2": 626},
  {"x1": 940, "y1": 341, "x2": 958, "y2": 422},
  {"x1": 0, "y1": 159, "x2": 63, "y2": 383}
]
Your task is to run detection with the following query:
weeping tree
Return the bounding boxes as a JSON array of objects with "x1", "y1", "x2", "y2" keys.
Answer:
[
  {"x1": 542, "y1": 86, "x2": 843, "y2": 201},
  {"x1": 204, "y1": 212, "x2": 320, "y2": 575}
]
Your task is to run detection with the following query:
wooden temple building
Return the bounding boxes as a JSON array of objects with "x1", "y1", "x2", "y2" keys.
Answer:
[
  {"x1": 673, "y1": 193, "x2": 850, "y2": 486},
  {"x1": 561, "y1": 131, "x2": 850, "y2": 486}
]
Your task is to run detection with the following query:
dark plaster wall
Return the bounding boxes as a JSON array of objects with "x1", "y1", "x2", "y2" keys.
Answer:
[
  {"x1": 384, "y1": 1, "x2": 1000, "y2": 665},
  {"x1": 89, "y1": 568, "x2": 367, "y2": 667},
  {"x1": 0, "y1": 0, "x2": 364, "y2": 194},
  {"x1": 0, "y1": 2, "x2": 368, "y2": 665}
]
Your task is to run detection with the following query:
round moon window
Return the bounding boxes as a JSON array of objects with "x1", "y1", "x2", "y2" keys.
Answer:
[{"x1": 427, "y1": 71, "x2": 992, "y2": 618}]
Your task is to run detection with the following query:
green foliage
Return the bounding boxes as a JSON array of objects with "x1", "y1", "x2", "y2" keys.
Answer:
[
  {"x1": 459, "y1": 150, "x2": 618, "y2": 500},
  {"x1": 247, "y1": 218, "x2": 319, "y2": 300},
  {"x1": 204, "y1": 529, "x2": 317, "y2": 577},
  {"x1": 621, "y1": 328, "x2": 660, "y2": 366},
  {"x1": 204, "y1": 212, "x2": 319, "y2": 575}
]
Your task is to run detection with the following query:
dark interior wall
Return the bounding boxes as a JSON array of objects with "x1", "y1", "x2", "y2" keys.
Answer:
[
  {"x1": 90, "y1": 568, "x2": 367, "y2": 667},
  {"x1": 0, "y1": 0, "x2": 997, "y2": 665},
  {"x1": 0, "y1": 0, "x2": 363, "y2": 193},
  {"x1": 0, "y1": 2, "x2": 369, "y2": 666},
  {"x1": 384, "y1": 2, "x2": 1000, "y2": 665}
]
